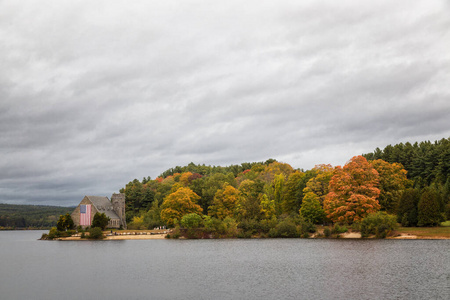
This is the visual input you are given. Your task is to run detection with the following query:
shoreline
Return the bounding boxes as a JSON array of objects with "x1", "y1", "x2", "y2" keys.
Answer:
[{"x1": 55, "y1": 231, "x2": 450, "y2": 240}]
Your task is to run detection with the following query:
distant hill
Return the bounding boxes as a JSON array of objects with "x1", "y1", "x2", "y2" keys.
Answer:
[{"x1": 0, "y1": 203, "x2": 74, "y2": 229}]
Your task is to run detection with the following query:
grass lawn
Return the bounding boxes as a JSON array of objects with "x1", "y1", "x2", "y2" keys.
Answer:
[
  {"x1": 396, "y1": 226, "x2": 450, "y2": 238},
  {"x1": 440, "y1": 220, "x2": 450, "y2": 227}
]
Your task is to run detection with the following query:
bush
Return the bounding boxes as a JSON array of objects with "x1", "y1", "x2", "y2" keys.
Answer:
[
  {"x1": 238, "y1": 219, "x2": 261, "y2": 235},
  {"x1": 323, "y1": 227, "x2": 331, "y2": 237},
  {"x1": 351, "y1": 221, "x2": 361, "y2": 232},
  {"x1": 92, "y1": 213, "x2": 110, "y2": 230},
  {"x1": 360, "y1": 212, "x2": 398, "y2": 238},
  {"x1": 237, "y1": 231, "x2": 253, "y2": 238},
  {"x1": 180, "y1": 213, "x2": 204, "y2": 229},
  {"x1": 47, "y1": 227, "x2": 59, "y2": 239},
  {"x1": 299, "y1": 219, "x2": 316, "y2": 234},
  {"x1": 259, "y1": 217, "x2": 278, "y2": 233},
  {"x1": 332, "y1": 224, "x2": 348, "y2": 234},
  {"x1": 268, "y1": 219, "x2": 299, "y2": 238},
  {"x1": 88, "y1": 227, "x2": 104, "y2": 239}
]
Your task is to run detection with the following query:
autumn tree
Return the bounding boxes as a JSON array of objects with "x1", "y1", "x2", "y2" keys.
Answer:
[
  {"x1": 179, "y1": 172, "x2": 193, "y2": 186},
  {"x1": 236, "y1": 179, "x2": 263, "y2": 220},
  {"x1": 258, "y1": 161, "x2": 294, "y2": 183},
  {"x1": 160, "y1": 187, "x2": 203, "y2": 227},
  {"x1": 371, "y1": 159, "x2": 410, "y2": 214},
  {"x1": 324, "y1": 156, "x2": 381, "y2": 224},
  {"x1": 260, "y1": 194, "x2": 276, "y2": 219},
  {"x1": 208, "y1": 183, "x2": 239, "y2": 220},
  {"x1": 303, "y1": 164, "x2": 334, "y2": 205},
  {"x1": 191, "y1": 173, "x2": 236, "y2": 214}
]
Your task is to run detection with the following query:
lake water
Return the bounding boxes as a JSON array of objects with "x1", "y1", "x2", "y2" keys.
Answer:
[{"x1": 0, "y1": 231, "x2": 449, "y2": 300}]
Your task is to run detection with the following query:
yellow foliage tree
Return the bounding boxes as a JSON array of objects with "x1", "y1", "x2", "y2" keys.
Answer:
[
  {"x1": 370, "y1": 159, "x2": 410, "y2": 214},
  {"x1": 161, "y1": 187, "x2": 203, "y2": 226},
  {"x1": 208, "y1": 183, "x2": 240, "y2": 220}
]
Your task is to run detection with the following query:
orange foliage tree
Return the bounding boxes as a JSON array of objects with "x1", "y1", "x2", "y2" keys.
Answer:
[
  {"x1": 324, "y1": 156, "x2": 381, "y2": 224},
  {"x1": 160, "y1": 187, "x2": 203, "y2": 226}
]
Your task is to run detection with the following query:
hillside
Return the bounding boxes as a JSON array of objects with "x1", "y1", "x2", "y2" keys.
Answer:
[{"x1": 0, "y1": 203, "x2": 74, "y2": 229}]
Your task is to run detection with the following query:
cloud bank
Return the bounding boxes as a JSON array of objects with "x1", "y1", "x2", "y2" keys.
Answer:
[{"x1": 1, "y1": 0, "x2": 449, "y2": 205}]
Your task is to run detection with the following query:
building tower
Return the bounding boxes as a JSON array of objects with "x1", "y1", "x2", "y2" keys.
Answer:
[{"x1": 111, "y1": 193, "x2": 127, "y2": 229}]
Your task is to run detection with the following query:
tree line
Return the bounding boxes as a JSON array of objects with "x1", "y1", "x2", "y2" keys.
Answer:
[
  {"x1": 0, "y1": 204, "x2": 73, "y2": 229},
  {"x1": 120, "y1": 138, "x2": 449, "y2": 238}
]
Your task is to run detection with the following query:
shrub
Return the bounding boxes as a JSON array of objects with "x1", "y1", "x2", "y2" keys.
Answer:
[
  {"x1": 180, "y1": 213, "x2": 204, "y2": 229},
  {"x1": 323, "y1": 227, "x2": 331, "y2": 237},
  {"x1": 332, "y1": 224, "x2": 348, "y2": 234},
  {"x1": 351, "y1": 221, "x2": 361, "y2": 232},
  {"x1": 299, "y1": 219, "x2": 316, "y2": 234},
  {"x1": 360, "y1": 212, "x2": 398, "y2": 238},
  {"x1": 92, "y1": 213, "x2": 110, "y2": 230},
  {"x1": 88, "y1": 227, "x2": 104, "y2": 239},
  {"x1": 268, "y1": 219, "x2": 299, "y2": 238},
  {"x1": 237, "y1": 231, "x2": 252, "y2": 238},
  {"x1": 238, "y1": 219, "x2": 261, "y2": 235}
]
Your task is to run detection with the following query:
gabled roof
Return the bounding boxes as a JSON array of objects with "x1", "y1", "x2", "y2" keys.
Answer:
[{"x1": 86, "y1": 195, "x2": 120, "y2": 220}]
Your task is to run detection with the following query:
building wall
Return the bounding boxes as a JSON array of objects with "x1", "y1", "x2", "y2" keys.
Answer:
[
  {"x1": 71, "y1": 194, "x2": 127, "y2": 229},
  {"x1": 71, "y1": 196, "x2": 99, "y2": 228},
  {"x1": 111, "y1": 193, "x2": 127, "y2": 229}
]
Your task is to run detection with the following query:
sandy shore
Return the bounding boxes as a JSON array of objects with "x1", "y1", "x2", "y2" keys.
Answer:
[{"x1": 59, "y1": 234, "x2": 167, "y2": 240}]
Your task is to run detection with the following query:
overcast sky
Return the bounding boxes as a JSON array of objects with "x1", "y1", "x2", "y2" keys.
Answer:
[{"x1": 1, "y1": 0, "x2": 449, "y2": 206}]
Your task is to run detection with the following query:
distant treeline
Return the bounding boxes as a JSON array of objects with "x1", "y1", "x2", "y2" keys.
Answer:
[
  {"x1": 0, "y1": 204, "x2": 74, "y2": 229},
  {"x1": 363, "y1": 138, "x2": 450, "y2": 186},
  {"x1": 154, "y1": 159, "x2": 278, "y2": 180},
  {"x1": 119, "y1": 138, "x2": 449, "y2": 238}
]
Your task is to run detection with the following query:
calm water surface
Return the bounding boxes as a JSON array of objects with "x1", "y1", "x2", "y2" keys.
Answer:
[{"x1": 0, "y1": 231, "x2": 449, "y2": 300}]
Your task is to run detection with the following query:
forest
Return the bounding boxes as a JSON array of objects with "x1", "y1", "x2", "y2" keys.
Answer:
[
  {"x1": 0, "y1": 204, "x2": 74, "y2": 229},
  {"x1": 118, "y1": 138, "x2": 450, "y2": 238}
]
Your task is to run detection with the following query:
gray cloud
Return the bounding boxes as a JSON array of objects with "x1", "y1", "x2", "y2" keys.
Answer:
[{"x1": 1, "y1": 0, "x2": 449, "y2": 206}]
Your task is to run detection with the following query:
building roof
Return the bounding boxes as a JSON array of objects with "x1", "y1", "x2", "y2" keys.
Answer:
[{"x1": 86, "y1": 195, "x2": 120, "y2": 220}]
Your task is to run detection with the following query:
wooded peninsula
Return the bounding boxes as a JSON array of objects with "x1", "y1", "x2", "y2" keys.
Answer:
[
  {"x1": 43, "y1": 138, "x2": 450, "y2": 239},
  {"x1": 117, "y1": 138, "x2": 450, "y2": 239}
]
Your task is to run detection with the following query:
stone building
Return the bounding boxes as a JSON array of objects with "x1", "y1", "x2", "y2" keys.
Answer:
[{"x1": 71, "y1": 193, "x2": 127, "y2": 229}]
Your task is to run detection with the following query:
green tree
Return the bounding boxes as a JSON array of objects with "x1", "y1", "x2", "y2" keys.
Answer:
[
  {"x1": 143, "y1": 200, "x2": 163, "y2": 229},
  {"x1": 92, "y1": 212, "x2": 110, "y2": 230},
  {"x1": 236, "y1": 180, "x2": 263, "y2": 220},
  {"x1": 281, "y1": 171, "x2": 305, "y2": 214},
  {"x1": 56, "y1": 213, "x2": 75, "y2": 231},
  {"x1": 397, "y1": 188, "x2": 421, "y2": 226},
  {"x1": 299, "y1": 192, "x2": 325, "y2": 224},
  {"x1": 418, "y1": 187, "x2": 442, "y2": 226},
  {"x1": 180, "y1": 213, "x2": 204, "y2": 229}
]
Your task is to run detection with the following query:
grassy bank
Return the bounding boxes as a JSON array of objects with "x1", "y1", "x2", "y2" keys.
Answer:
[{"x1": 394, "y1": 226, "x2": 450, "y2": 239}]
